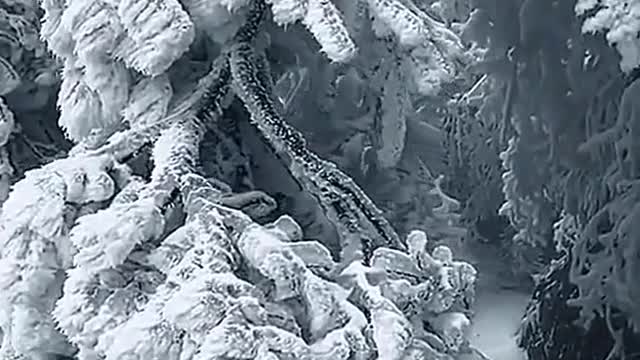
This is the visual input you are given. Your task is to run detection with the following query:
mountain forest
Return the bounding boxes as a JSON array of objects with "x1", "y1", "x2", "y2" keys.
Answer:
[{"x1": 0, "y1": 0, "x2": 638, "y2": 359}]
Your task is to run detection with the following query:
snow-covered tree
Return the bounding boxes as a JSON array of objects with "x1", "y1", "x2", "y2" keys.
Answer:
[{"x1": 457, "y1": 0, "x2": 640, "y2": 359}]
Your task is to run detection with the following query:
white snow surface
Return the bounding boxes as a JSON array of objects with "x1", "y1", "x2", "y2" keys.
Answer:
[
  {"x1": 470, "y1": 288, "x2": 529, "y2": 360},
  {"x1": 463, "y1": 241, "x2": 531, "y2": 360}
]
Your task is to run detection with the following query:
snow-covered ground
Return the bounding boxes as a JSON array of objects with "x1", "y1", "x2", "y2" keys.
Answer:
[
  {"x1": 470, "y1": 288, "x2": 530, "y2": 360},
  {"x1": 462, "y1": 241, "x2": 532, "y2": 360}
]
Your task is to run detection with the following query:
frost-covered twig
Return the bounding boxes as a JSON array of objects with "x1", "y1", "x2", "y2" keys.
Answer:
[
  {"x1": 229, "y1": 41, "x2": 405, "y2": 262},
  {"x1": 39, "y1": 0, "x2": 196, "y2": 142},
  {"x1": 52, "y1": 82, "x2": 234, "y2": 360},
  {"x1": 0, "y1": 152, "x2": 127, "y2": 359}
]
